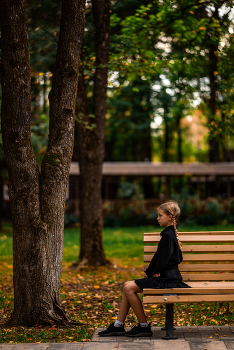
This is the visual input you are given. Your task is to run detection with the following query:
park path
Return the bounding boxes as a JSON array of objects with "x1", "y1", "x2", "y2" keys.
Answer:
[{"x1": 1, "y1": 326, "x2": 234, "y2": 349}]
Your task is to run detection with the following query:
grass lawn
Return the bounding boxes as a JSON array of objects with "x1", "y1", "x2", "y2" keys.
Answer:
[
  {"x1": 1, "y1": 223, "x2": 234, "y2": 343},
  {"x1": 1, "y1": 223, "x2": 234, "y2": 264},
  {"x1": 63, "y1": 224, "x2": 234, "y2": 265}
]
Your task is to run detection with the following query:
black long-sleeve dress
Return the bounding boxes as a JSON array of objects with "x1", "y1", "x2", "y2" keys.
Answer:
[{"x1": 134, "y1": 225, "x2": 191, "y2": 291}]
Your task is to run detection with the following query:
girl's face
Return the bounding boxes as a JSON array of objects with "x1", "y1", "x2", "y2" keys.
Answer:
[{"x1": 157, "y1": 209, "x2": 172, "y2": 227}]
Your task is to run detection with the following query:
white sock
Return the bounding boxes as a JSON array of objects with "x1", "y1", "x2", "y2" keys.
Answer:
[
  {"x1": 140, "y1": 322, "x2": 149, "y2": 327},
  {"x1": 114, "y1": 320, "x2": 124, "y2": 327}
]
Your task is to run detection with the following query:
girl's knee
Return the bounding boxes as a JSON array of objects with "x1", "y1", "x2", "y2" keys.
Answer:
[
  {"x1": 123, "y1": 281, "x2": 129, "y2": 292},
  {"x1": 123, "y1": 281, "x2": 135, "y2": 294}
]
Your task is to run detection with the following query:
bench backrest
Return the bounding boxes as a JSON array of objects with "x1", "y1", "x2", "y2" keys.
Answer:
[{"x1": 144, "y1": 231, "x2": 234, "y2": 282}]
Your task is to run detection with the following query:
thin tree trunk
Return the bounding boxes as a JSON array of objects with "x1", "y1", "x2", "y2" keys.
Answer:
[
  {"x1": 142, "y1": 127, "x2": 152, "y2": 161},
  {"x1": 208, "y1": 45, "x2": 219, "y2": 162},
  {"x1": 163, "y1": 115, "x2": 170, "y2": 162},
  {"x1": 208, "y1": 6, "x2": 219, "y2": 162},
  {"x1": 1, "y1": 0, "x2": 85, "y2": 327},
  {"x1": 176, "y1": 115, "x2": 183, "y2": 163},
  {"x1": 0, "y1": 173, "x2": 3, "y2": 231},
  {"x1": 76, "y1": 0, "x2": 110, "y2": 267}
]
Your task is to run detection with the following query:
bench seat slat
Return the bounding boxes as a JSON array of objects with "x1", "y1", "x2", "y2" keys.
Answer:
[
  {"x1": 182, "y1": 273, "x2": 234, "y2": 281},
  {"x1": 143, "y1": 264, "x2": 234, "y2": 272},
  {"x1": 143, "y1": 294, "x2": 234, "y2": 304},
  {"x1": 182, "y1": 281, "x2": 234, "y2": 287},
  {"x1": 144, "y1": 245, "x2": 234, "y2": 253},
  {"x1": 144, "y1": 235, "x2": 234, "y2": 243},
  {"x1": 143, "y1": 287, "x2": 234, "y2": 295},
  {"x1": 144, "y1": 231, "x2": 234, "y2": 235},
  {"x1": 144, "y1": 254, "x2": 234, "y2": 262},
  {"x1": 145, "y1": 281, "x2": 234, "y2": 288}
]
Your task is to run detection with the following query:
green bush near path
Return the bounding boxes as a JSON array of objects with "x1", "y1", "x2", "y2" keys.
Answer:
[{"x1": 1, "y1": 224, "x2": 234, "y2": 264}]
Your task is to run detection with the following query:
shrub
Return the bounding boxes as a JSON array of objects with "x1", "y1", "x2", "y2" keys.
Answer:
[
  {"x1": 117, "y1": 181, "x2": 143, "y2": 200},
  {"x1": 230, "y1": 198, "x2": 234, "y2": 215},
  {"x1": 206, "y1": 199, "x2": 224, "y2": 216},
  {"x1": 103, "y1": 213, "x2": 119, "y2": 228},
  {"x1": 64, "y1": 214, "x2": 79, "y2": 228}
]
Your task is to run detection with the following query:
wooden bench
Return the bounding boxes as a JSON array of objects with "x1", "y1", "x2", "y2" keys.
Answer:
[{"x1": 143, "y1": 231, "x2": 234, "y2": 339}]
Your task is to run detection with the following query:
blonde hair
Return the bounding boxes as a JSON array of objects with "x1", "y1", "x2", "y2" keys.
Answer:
[{"x1": 157, "y1": 201, "x2": 182, "y2": 250}]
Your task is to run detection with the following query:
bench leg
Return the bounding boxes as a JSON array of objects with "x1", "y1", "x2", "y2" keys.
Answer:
[
  {"x1": 161, "y1": 326, "x2": 176, "y2": 331},
  {"x1": 162, "y1": 303, "x2": 177, "y2": 340}
]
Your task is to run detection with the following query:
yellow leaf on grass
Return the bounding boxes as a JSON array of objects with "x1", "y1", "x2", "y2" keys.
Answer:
[{"x1": 94, "y1": 286, "x2": 100, "y2": 289}]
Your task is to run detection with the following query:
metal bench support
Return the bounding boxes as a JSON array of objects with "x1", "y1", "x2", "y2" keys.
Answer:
[{"x1": 162, "y1": 303, "x2": 177, "y2": 339}]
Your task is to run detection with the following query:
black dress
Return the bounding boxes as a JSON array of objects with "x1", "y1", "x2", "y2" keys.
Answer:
[{"x1": 135, "y1": 225, "x2": 191, "y2": 291}]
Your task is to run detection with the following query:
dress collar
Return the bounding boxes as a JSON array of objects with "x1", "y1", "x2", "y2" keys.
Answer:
[{"x1": 160, "y1": 225, "x2": 174, "y2": 236}]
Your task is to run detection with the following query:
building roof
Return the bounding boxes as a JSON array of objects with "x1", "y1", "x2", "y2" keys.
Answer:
[{"x1": 70, "y1": 162, "x2": 234, "y2": 176}]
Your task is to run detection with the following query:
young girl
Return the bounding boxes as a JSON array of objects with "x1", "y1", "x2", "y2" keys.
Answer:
[{"x1": 98, "y1": 201, "x2": 190, "y2": 338}]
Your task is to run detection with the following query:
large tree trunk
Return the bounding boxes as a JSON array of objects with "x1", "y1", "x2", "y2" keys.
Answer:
[
  {"x1": 76, "y1": 0, "x2": 110, "y2": 267},
  {"x1": 1, "y1": 0, "x2": 85, "y2": 327}
]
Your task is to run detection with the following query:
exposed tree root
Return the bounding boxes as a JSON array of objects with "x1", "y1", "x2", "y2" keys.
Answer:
[{"x1": 1, "y1": 299, "x2": 87, "y2": 328}]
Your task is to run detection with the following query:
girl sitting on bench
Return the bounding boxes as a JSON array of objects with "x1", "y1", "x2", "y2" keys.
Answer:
[{"x1": 99, "y1": 201, "x2": 190, "y2": 338}]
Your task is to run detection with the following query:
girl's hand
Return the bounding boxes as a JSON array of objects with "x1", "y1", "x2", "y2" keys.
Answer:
[{"x1": 153, "y1": 273, "x2": 160, "y2": 278}]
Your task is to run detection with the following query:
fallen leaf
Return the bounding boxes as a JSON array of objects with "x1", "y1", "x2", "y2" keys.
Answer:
[{"x1": 209, "y1": 336, "x2": 212, "y2": 338}]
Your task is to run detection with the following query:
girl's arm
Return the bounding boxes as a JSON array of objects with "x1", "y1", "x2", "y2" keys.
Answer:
[{"x1": 145, "y1": 233, "x2": 173, "y2": 277}]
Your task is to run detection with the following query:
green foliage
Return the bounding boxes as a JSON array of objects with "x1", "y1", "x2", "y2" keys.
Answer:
[
  {"x1": 117, "y1": 181, "x2": 143, "y2": 200},
  {"x1": 206, "y1": 199, "x2": 224, "y2": 216},
  {"x1": 31, "y1": 114, "x2": 49, "y2": 165},
  {"x1": 43, "y1": 152, "x2": 64, "y2": 167},
  {"x1": 64, "y1": 214, "x2": 79, "y2": 228},
  {"x1": 75, "y1": 113, "x2": 96, "y2": 131},
  {"x1": 230, "y1": 198, "x2": 234, "y2": 215}
]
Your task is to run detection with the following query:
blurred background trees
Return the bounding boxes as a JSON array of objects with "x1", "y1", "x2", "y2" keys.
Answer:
[
  {"x1": 1, "y1": 0, "x2": 232, "y2": 165},
  {"x1": 1, "y1": 0, "x2": 234, "y2": 240}
]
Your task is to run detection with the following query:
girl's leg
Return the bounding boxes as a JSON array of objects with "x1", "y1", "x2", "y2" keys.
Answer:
[
  {"x1": 117, "y1": 281, "x2": 147, "y2": 323},
  {"x1": 116, "y1": 281, "x2": 131, "y2": 322}
]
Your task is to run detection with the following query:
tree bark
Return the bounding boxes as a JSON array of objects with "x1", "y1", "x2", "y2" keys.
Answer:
[
  {"x1": 76, "y1": 0, "x2": 110, "y2": 266},
  {"x1": 1, "y1": 0, "x2": 85, "y2": 327},
  {"x1": 208, "y1": 5, "x2": 219, "y2": 162},
  {"x1": 208, "y1": 44, "x2": 219, "y2": 162},
  {"x1": 176, "y1": 115, "x2": 183, "y2": 163},
  {"x1": 163, "y1": 115, "x2": 170, "y2": 162},
  {"x1": 0, "y1": 173, "x2": 3, "y2": 231}
]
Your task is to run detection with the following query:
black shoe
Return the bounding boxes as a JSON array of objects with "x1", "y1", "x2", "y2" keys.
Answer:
[
  {"x1": 98, "y1": 322, "x2": 125, "y2": 337},
  {"x1": 125, "y1": 323, "x2": 153, "y2": 337}
]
